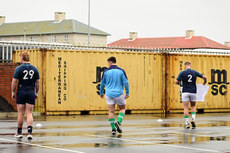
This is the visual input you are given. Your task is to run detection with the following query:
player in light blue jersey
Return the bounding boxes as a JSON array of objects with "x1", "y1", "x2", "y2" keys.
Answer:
[
  {"x1": 11, "y1": 51, "x2": 40, "y2": 139},
  {"x1": 100, "y1": 57, "x2": 129, "y2": 136}
]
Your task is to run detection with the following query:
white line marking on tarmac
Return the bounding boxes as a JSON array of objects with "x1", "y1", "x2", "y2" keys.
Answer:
[
  {"x1": 83, "y1": 134, "x2": 220, "y2": 153},
  {"x1": 0, "y1": 138, "x2": 85, "y2": 153}
]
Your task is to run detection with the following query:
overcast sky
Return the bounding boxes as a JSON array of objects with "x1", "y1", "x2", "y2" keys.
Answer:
[{"x1": 1, "y1": 0, "x2": 230, "y2": 44}]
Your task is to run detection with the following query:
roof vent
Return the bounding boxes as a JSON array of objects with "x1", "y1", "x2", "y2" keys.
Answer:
[
  {"x1": 185, "y1": 30, "x2": 194, "y2": 39},
  {"x1": 55, "y1": 12, "x2": 66, "y2": 21},
  {"x1": 129, "y1": 32, "x2": 138, "y2": 41},
  {"x1": 0, "y1": 16, "x2": 5, "y2": 24}
]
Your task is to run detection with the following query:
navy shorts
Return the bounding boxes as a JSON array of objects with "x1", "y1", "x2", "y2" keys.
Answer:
[{"x1": 16, "y1": 91, "x2": 35, "y2": 105}]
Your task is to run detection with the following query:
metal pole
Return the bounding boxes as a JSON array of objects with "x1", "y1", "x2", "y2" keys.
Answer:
[
  {"x1": 24, "y1": 27, "x2": 27, "y2": 42},
  {"x1": 2, "y1": 45, "x2": 4, "y2": 63},
  {"x1": 88, "y1": 0, "x2": 91, "y2": 46}
]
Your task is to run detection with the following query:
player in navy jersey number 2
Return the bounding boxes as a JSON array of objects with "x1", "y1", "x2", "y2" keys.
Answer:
[
  {"x1": 175, "y1": 62, "x2": 207, "y2": 129},
  {"x1": 11, "y1": 51, "x2": 40, "y2": 139}
]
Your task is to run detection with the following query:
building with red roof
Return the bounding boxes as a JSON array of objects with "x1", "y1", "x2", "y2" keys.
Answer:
[{"x1": 108, "y1": 30, "x2": 229, "y2": 50}]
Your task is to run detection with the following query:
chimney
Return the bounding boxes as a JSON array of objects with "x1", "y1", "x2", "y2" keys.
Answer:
[
  {"x1": 185, "y1": 30, "x2": 194, "y2": 39},
  {"x1": 129, "y1": 32, "x2": 138, "y2": 41},
  {"x1": 224, "y1": 42, "x2": 230, "y2": 47},
  {"x1": 55, "y1": 12, "x2": 66, "y2": 21},
  {"x1": 0, "y1": 16, "x2": 5, "y2": 24}
]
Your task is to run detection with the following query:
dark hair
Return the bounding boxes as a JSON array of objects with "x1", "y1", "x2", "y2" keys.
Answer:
[
  {"x1": 184, "y1": 61, "x2": 191, "y2": 66},
  {"x1": 107, "y1": 57, "x2": 116, "y2": 63}
]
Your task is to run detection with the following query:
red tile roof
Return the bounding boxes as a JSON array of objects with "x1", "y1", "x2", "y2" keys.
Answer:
[{"x1": 108, "y1": 36, "x2": 229, "y2": 49}]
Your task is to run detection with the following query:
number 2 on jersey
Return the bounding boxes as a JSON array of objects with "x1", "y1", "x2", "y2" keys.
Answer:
[
  {"x1": 23, "y1": 70, "x2": 34, "y2": 80},
  {"x1": 188, "y1": 74, "x2": 192, "y2": 82}
]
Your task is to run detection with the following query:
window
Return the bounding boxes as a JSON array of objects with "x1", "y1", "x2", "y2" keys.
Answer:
[
  {"x1": 50, "y1": 35, "x2": 56, "y2": 43},
  {"x1": 64, "y1": 35, "x2": 68, "y2": 43},
  {"x1": 30, "y1": 36, "x2": 37, "y2": 42}
]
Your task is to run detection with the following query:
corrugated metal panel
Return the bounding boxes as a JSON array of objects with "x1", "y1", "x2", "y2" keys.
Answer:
[
  {"x1": 14, "y1": 49, "x2": 163, "y2": 114},
  {"x1": 167, "y1": 54, "x2": 230, "y2": 112},
  {"x1": 13, "y1": 49, "x2": 46, "y2": 113},
  {"x1": 13, "y1": 49, "x2": 230, "y2": 115}
]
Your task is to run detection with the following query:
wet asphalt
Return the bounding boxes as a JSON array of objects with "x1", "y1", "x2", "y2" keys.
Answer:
[{"x1": 0, "y1": 113, "x2": 229, "y2": 153}]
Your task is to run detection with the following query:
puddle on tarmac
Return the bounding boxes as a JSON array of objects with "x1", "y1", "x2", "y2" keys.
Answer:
[{"x1": 0, "y1": 113, "x2": 229, "y2": 150}]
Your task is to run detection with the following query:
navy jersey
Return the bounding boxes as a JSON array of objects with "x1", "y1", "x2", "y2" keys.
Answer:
[
  {"x1": 13, "y1": 63, "x2": 40, "y2": 92},
  {"x1": 177, "y1": 69, "x2": 203, "y2": 93}
]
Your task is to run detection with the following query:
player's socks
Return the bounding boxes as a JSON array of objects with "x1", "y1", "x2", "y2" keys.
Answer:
[
  {"x1": 191, "y1": 113, "x2": 196, "y2": 129},
  {"x1": 28, "y1": 126, "x2": 33, "y2": 134},
  {"x1": 184, "y1": 116, "x2": 190, "y2": 129},
  {"x1": 117, "y1": 112, "x2": 125, "y2": 124},
  {"x1": 191, "y1": 112, "x2": 196, "y2": 120},
  {"x1": 27, "y1": 126, "x2": 33, "y2": 139},
  {"x1": 15, "y1": 127, "x2": 23, "y2": 138},
  {"x1": 109, "y1": 118, "x2": 116, "y2": 131},
  {"x1": 184, "y1": 115, "x2": 189, "y2": 124},
  {"x1": 17, "y1": 127, "x2": 22, "y2": 134}
]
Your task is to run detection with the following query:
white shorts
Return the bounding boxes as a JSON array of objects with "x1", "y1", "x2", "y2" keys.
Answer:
[
  {"x1": 182, "y1": 93, "x2": 197, "y2": 102},
  {"x1": 106, "y1": 94, "x2": 126, "y2": 105}
]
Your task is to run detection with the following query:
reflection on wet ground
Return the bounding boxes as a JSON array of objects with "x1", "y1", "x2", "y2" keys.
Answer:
[{"x1": 0, "y1": 113, "x2": 230, "y2": 153}]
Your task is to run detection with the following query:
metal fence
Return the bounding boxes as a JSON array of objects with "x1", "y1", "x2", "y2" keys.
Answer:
[
  {"x1": 0, "y1": 42, "x2": 76, "y2": 63},
  {"x1": 1, "y1": 41, "x2": 230, "y2": 63}
]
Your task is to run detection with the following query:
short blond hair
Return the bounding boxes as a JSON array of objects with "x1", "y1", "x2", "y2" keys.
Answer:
[{"x1": 19, "y1": 51, "x2": 30, "y2": 61}]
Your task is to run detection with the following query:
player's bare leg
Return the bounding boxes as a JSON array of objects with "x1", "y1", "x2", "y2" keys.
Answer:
[
  {"x1": 183, "y1": 101, "x2": 190, "y2": 129},
  {"x1": 108, "y1": 104, "x2": 116, "y2": 135},
  {"x1": 115, "y1": 105, "x2": 126, "y2": 133},
  {"x1": 26, "y1": 103, "x2": 34, "y2": 139},
  {"x1": 190, "y1": 101, "x2": 196, "y2": 129},
  {"x1": 15, "y1": 104, "x2": 25, "y2": 138}
]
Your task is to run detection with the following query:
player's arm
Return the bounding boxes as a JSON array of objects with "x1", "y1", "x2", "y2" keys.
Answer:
[
  {"x1": 100, "y1": 72, "x2": 106, "y2": 99},
  {"x1": 122, "y1": 71, "x2": 129, "y2": 99},
  {"x1": 35, "y1": 79, "x2": 40, "y2": 99},
  {"x1": 196, "y1": 71, "x2": 207, "y2": 85},
  {"x1": 202, "y1": 75, "x2": 207, "y2": 85},
  {"x1": 11, "y1": 68, "x2": 19, "y2": 100},
  {"x1": 175, "y1": 72, "x2": 182, "y2": 85},
  {"x1": 34, "y1": 68, "x2": 40, "y2": 99},
  {"x1": 175, "y1": 80, "x2": 179, "y2": 85},
  {"x1": 11, "y1": 78, "x2": 18, "y2": 100}
]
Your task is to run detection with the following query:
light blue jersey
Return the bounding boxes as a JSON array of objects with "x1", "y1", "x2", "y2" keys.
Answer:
[{"x1": 100, "y1": 65, "x2": 129, "y2": 98}]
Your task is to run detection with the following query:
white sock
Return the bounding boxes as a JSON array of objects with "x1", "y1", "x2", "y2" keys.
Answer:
[
  {"x1": 192, "y1": 114, "x2": 196, "y2": 120},
  {"x1": 185, "y1": 118, "x2": 189, "y2": 124},
  {"x1": 191, "y1": 112, "x2": 196, "y2": 120}
]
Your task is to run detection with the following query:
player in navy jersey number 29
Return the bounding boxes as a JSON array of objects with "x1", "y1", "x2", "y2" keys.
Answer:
[
  {"x1": 175, "y1": 62, "x2": 207, "y2": 129},
  {"x1": 11, "y1": 51, "x2": 40, "y2": 139}
]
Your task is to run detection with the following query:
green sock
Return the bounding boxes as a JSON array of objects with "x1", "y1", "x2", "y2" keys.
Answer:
[
  {"x1": 117, "y1": 112, "x2": 125, "y2": 124},
  {"x1": 109, "y1": 118, "x2": 116, "y2": 130}
]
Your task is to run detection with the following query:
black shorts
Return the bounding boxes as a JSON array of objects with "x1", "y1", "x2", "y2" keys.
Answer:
[{"x1": 17, "y1": 91, "x2": 35, "y2": 105}]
